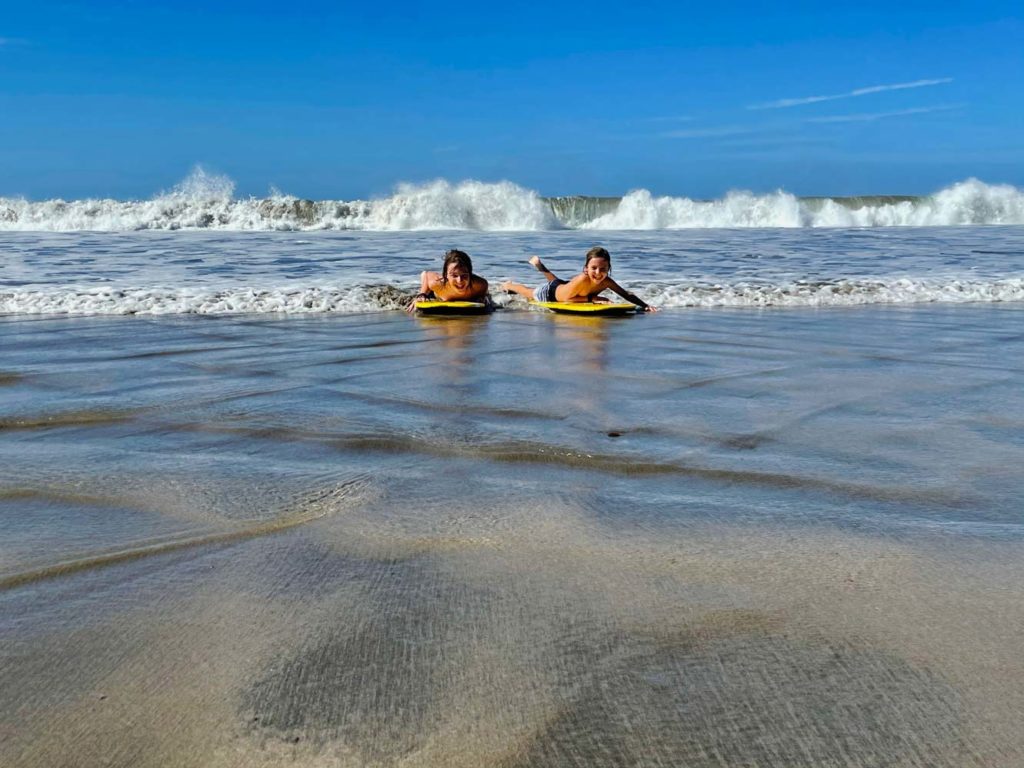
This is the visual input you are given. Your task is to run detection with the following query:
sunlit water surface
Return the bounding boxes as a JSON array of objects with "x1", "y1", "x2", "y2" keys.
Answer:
[{"x1": 1, "y1": 229, "x2": 1023, "y2": 767}]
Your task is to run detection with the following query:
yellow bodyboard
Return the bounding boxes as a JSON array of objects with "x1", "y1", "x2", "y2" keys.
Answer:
[
  {"x1": 415, "y1": 300, "x2": 492, "y2": 316},
  {"x1": 529, "y1": 301, "x2": 637, "y2": 316}
]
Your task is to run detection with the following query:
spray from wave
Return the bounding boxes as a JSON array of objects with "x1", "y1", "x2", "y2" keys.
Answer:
[
  {"x1": 1, "y1": 168, "x2": 1023, "y2": 232},
  {"x1": 0, "y1": 170, "x2": 555, "y2": 232}
]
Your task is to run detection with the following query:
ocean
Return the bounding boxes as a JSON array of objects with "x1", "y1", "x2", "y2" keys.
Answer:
[{"x1": 2, "y1": 175, "x2": 1023, "y2": 767}]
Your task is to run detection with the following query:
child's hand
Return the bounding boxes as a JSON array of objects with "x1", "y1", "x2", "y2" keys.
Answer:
[{"x1": 407, "y1": 293, "x2": 428, "y2": 314}]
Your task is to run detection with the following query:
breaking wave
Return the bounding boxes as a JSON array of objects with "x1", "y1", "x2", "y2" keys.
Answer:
[
  {"x1": 583, "y1": 180, "x2": 1024, "y2": 229},
  {"x1": 0, "y1": 171, "x2": 555, "y2": 232},
  {"x1": 1, "y1": 169, "x2": 1022, "y2": 232}
]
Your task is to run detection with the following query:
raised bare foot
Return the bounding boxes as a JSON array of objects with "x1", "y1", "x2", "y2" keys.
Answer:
[{"x1": 529, "y1": 255, "x2": 548, "y2": 272}]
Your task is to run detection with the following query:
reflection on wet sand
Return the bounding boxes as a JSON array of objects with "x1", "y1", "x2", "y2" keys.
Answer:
[
  {"x1": 546, "y1": 314, "x2": 614, "y2": 375},
  {"x1": 417, "y1": 314, "x2": 486, "y2": 346},
  {"x1": 416, "y1": 315, "x2": 487, "y2": 375},
  {"x1": 4, "y1": 497, "x2": 1019, "y2": 767},
  {"x1": 2, "y1": 308, "x2": 1023, "y2": 767}
]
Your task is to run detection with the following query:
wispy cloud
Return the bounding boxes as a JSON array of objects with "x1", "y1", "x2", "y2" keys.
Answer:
[
  {"x1": 749, "y1": 78, "x2": 953, "y2": 110},
  {"x1": 806, "y1": 103, "x2": 965, "y2": 123},
  {"x1": 660, "y1": 125, "x2": 756, "y2": 139},
  {"x1": 639, "y1": 115, "x2": 694, "y2": 123},
  {"x1": 713, "y1": 135, "x2": 835, "y2": 150}
]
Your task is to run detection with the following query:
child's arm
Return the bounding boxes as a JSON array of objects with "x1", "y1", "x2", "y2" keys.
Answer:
[
  {"x1": 418, "y1": 271, "x2": 439, "y2": 295},
  {"x1": 419, "y1": 271, "x2": 445, "y2": 298},
  {"x1": 408, "y1": 271, "x2": 440, "y2": 312},
  {"x1": 604, "y1": 278, "x2": 658, "y2": 312}
]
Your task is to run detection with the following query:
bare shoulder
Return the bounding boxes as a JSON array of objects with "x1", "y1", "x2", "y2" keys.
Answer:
[
  {"x1": 555, "y1": 272, "x2": 594, "y2": 302},
  {"x1": 603, "y1": 276, "x2": 624, "y2": 290},
  {"x1": 469, "y1": 275, "x2": 489, "y2": 300},
  {"x1": 565, "y1": 272, "x2": 590, "y2": 290}
]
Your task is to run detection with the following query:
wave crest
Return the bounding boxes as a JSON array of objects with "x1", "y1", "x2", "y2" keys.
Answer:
[
  {"x1": 807, "y1": 179, "x2": 1024, "y2": 227},
  {"x1": 582, "y1": 189, "x2": 807, "y2": 229},
  {"x1": 1, "y1": 174, "x2": 1023, "y2": 231},
  {"x1": 166, "y1": 166, "x2": 236, "y2": 201}
]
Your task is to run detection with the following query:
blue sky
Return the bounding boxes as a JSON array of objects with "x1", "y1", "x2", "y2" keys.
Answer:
[{"x1": 1, "y1": 1, "x2": 1022, "y2": 199}]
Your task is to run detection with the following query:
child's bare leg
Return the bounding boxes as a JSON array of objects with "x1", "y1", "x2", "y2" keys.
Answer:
[
  {"x1": 529, "y1": 256, "x2": 558, "y2": 282},
  {"x1": 500, "y1": 281, "x2": 535, "y2": 299}
]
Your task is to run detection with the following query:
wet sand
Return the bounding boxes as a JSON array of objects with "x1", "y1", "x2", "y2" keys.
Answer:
[{"x1": 2, "y1": 306, "x2": 1023, "y2": 767}]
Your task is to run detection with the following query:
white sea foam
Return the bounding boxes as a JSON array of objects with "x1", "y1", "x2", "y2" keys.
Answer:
[
  {"x1": 642, "y1": 277, "x2": 1024, "y2": 308},
  {"x1": 582, "y1": 179, "x2": 1024, "y2": 229},
  {"x1": 4, "y1": 278, "x2": 1021, "y2": 316},
  {"x1": 2, "y1": 171, "x2": 1023, "y2": 231},
  {"x1": 0, "y1": 286, "x2": 410, "y2": 316},
  {"x1": 581, "y1": 189, "x2": 807, "y2": 229},
  {"x1": 0, "y1": 172, "x2": 555, "y2": 232},
  {"x1": 806, "y1": 179, "x2": 1024, "y2": 227},
  {"x1": 351, "y1": 180, "x2": 556, "y2": 230}
]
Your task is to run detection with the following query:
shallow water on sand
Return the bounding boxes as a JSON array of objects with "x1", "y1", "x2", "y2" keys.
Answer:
[{"x1": 2, "y1": 306, "x2": 1023, "y2": 767}]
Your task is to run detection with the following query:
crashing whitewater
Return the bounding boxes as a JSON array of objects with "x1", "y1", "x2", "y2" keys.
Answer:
[{"x1": 2, "y1": 170, "x2": 1024, "y2": 232}]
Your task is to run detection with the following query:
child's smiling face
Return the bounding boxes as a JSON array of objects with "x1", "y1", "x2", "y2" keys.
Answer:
[
  {"x1": 584, "y1": 256, "x2": 610, "y2": 282},
  {"x1": 445, "y1": 263, "x2": 471, "y2": 290}
]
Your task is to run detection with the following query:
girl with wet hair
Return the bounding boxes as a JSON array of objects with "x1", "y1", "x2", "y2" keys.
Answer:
[
  {"x1": 409, "y1": 249, "x2": 491, "y2": 311},
  {"x1": 501, "y1": 246, "x2": 657, "y2": 311}
]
